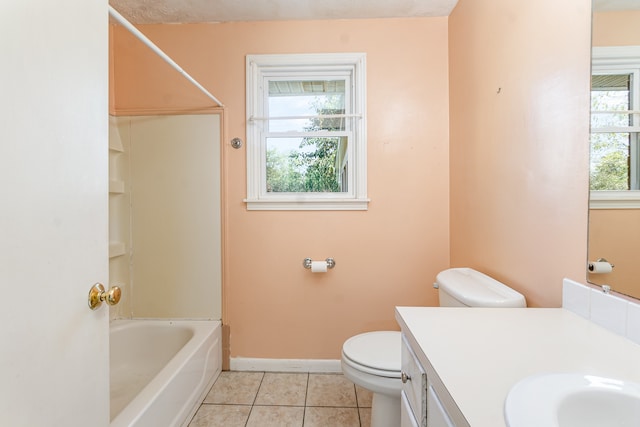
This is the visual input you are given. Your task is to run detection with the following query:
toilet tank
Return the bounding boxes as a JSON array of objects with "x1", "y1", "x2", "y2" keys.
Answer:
[{"x1": 436, "y1": 268, "x2": 526, "y2": 308}]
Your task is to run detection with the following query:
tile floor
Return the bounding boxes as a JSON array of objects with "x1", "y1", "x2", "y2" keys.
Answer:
[{"x1": 188, "y1": 371, "x2": 372, "y2": 427}]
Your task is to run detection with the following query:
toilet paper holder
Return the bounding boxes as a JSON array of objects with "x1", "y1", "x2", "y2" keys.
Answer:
[{"x1": 303, "y1": 257, "x2": 336, "y2": 269}]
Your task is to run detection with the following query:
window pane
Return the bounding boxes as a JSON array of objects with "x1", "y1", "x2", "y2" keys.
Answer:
[
  {"x1": 265, "y1": 136, "x2": 347, "y2": 193},
  {"x1": 590, "y1": 132, "x2": 630, "y2": 190},
  {"x1": 268, "y1": 80, "x2": 346, "y2": 132},
  {"x1": 591, "y1": 74, "x2": 632, "y2": 128}
]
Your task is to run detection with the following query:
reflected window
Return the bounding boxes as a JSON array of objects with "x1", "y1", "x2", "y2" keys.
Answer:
[
  {"x1": 590, "y1": 46, "x2": 640, "y2": 209},
  {"x1": 590, "y1": 72, "x2": 639, "y2": 190}
]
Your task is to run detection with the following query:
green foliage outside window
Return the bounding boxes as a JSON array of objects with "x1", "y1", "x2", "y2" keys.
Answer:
[
  {"x1": 266, "y1": 93, "x2": 345, "y2": 193},
  {"x1": 266, "y1": 138, "x2": 341, "y2": 193},
  {"x1": 590, "y1": 150, "x2": 629, "y2": 190}
]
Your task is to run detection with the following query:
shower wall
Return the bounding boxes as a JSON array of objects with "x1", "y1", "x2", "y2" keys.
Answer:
[
  {"x1": 108, "y1": 114, "x2": 222, "y2": 320},
  {"x1": 109, "y1": 116, "x2": 132, "y2": 320}
]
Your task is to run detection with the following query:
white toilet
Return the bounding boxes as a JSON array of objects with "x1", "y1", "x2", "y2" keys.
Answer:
[{"x1": 340, "y1": 268, "x2": 526, "y2": 427}]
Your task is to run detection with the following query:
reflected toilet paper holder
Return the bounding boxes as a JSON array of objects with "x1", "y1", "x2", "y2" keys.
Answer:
[
  {"x1": 588, "y1": 257, "x2": 615, "y2": 272},
  {"x1": 303, "y1": 257, "x2": 336, "y2": 269}
]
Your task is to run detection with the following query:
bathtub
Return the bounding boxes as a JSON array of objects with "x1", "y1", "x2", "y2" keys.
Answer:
[{"x1": 110, "y1": 320, "x2": 222, "y2": 427}]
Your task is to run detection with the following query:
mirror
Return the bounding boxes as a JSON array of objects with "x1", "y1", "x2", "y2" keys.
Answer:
[{"x1": 588, "y1": 1, "x2": 640, "y2": 299}]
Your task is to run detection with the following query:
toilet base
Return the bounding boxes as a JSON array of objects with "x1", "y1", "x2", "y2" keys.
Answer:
[{"x1": 370, "y1": 392, "x2": 401, "y2": 427}]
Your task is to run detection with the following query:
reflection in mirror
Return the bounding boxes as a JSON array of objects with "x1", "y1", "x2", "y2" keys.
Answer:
[
  {"x1": 590, "y1": 71, "x2": 637, "y2": 191},
  {"x1": 588, "y1": 1, "x2": 640, "y2": 299}
]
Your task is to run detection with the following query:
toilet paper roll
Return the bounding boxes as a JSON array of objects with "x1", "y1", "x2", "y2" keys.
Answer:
[
  {"x1": 588, "y1": 261, "x2": 613, "y2": 274},
  {"x1": 311, "y1": 261, "x2": 328, "y2": 273}
]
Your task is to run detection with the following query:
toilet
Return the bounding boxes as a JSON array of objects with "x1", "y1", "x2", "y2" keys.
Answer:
[{"x1": 341, "y1": 268, "x2": 526, "y2": 427}]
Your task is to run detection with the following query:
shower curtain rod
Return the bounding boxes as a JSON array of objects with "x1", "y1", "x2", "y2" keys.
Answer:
[{"x1": 108, "y1": 5, "x2": 224, "y2": 108}]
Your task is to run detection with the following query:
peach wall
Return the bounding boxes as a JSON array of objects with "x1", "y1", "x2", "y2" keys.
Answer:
[
  {"x1": 592, "y1": 11, "x2": 640, "y2": 46},
  {"x1": 448, "y1": 0, "x2": 592, "y2": 307},
  {"x1": 112, "y1": 18, "x2": 450, "y2": 359}
]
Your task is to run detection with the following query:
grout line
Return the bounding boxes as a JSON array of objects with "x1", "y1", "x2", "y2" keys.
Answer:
[
  {"x1": 354, "y1": 383, "x2": 364, "y2": 427},
  {"x1": 302, "y1": 372, "x2": 309, "y2": 426},
  {"x1": 252, "y1": 372, "x2": 265, "y2": 406},
  {"x1": 244, "y1": 372, "x2": 266, "y2": 426},
  {"x1": 199, "y1": 402, "x2": 254, "y2": 406},
  {"x1": 303, "y1": 372, "x2": 310, "y2": 407},
  {"x1": 354, "y1": 384, "x2": 361, "y2": 427}
]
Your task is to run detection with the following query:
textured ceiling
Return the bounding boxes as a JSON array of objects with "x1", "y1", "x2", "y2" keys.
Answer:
[
  {"x1": 593, "y1": 0, "x2": 640, "y2": 11},
  {"x1": 108, "y1": 0, "x2": 640, "y2": 25},
  {"x1": 109, "y1": 0, "x2": 459, "y2": 24}
]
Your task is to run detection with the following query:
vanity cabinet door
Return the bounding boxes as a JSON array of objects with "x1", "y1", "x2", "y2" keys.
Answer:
[
  {"x1": 401, "y1": 334, "x2": 427, "y2": 426},
  {"x1": 426, "y1": 384, "x2": 455, "y2": 427},
  {"x1": 401, "y1": 390, "x2": 421, "y2": 427}
]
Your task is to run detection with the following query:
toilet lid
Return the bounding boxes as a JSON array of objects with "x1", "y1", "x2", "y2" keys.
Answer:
[{"x1": 342, "y1": 331, "x2": 401, "y2": 372}]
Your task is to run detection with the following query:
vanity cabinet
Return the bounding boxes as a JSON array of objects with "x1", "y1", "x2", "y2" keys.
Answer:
[
  {"x1": 426, "y1": 385, "x2": 455, "y2": 427},
  {"x1": 401, "y1": 333, "x2": 456, "y2": 427},
  {"x1": 397, "y1": 306, "x2": 640, "y2": 427},
  {"x1": 401, "y1": 334, "x2": 426, "y2": 426}
]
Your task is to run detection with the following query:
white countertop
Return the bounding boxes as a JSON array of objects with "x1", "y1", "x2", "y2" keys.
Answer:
[{"x1": 395, "y1": 307, "x2": 640, "y2": 427}]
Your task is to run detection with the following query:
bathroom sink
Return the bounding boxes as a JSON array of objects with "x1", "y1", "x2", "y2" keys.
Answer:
[{"x1": 504, "y1": 373, "x2": 640, "y2": 427}]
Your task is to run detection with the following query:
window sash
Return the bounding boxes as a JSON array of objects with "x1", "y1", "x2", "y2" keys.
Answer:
[
  {"x1": 591, "y1": 69, "x2": 639, "y2": 129},
  {"x1": 263, "y1": 75, "x2": 352, "y2": 133},
  {"x1": 591, "y1": 127, "x2": 640, "y2": 133},
  {"x1": 259, "y1": 76, "x2": 354, "y2": 196},
  {"x1": 262, "y1": 134, "x2": 352, "y2": 195},
  {"x1": 245, "y1": 53, "x2": 368, "y2": 210},
  {"x1": 249, "y1": 114, "x2": 362, "y2": 121}
]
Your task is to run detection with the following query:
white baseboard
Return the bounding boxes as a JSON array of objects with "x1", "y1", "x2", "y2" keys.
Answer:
[{"x1": 230, "y1": 357, "x2": 342, "y2": 373}]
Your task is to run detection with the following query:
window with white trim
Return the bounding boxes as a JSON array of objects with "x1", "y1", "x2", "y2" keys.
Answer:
[
  {"x1": 590, "y1": 46, "x2": 640, "y2": 209},
  {"x1": 245, "y1": 53, "x2": 368, "y2": 210}
]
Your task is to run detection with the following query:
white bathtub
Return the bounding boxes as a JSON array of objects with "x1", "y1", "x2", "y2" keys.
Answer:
[{"x1": 110, "y1": 320, "x2": 222, "y2": 427}]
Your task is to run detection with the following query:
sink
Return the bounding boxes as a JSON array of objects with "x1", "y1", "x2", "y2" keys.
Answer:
[{"x1": 504, "y1": 373, "x2": 640, "y2": 427}]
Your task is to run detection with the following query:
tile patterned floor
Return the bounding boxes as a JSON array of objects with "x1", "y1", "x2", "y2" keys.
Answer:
[{"x1": 188, "y1": 372, "x2": 372, "y2": 427}]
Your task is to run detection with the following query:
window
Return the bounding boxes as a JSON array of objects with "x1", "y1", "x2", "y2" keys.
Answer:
[
  {"x1": 590, "y1": 46, "x2": 640, "y2": 208},
  {"x1": 245, "y1": 53, "x2": 368, "y2": 210}
]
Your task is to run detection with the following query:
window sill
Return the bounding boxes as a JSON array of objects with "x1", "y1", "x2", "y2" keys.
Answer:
[
  {"x1": 590, "y1": 191, "x2": 640, "y2": 209},
  {"x1": 244, "y1": 197, "x2": 370, "y2": 211}
]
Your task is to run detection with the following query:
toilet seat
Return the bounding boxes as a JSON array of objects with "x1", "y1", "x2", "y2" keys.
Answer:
[{"x1": 341, "y1": 331, "x2": 401, "y2": 378}]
